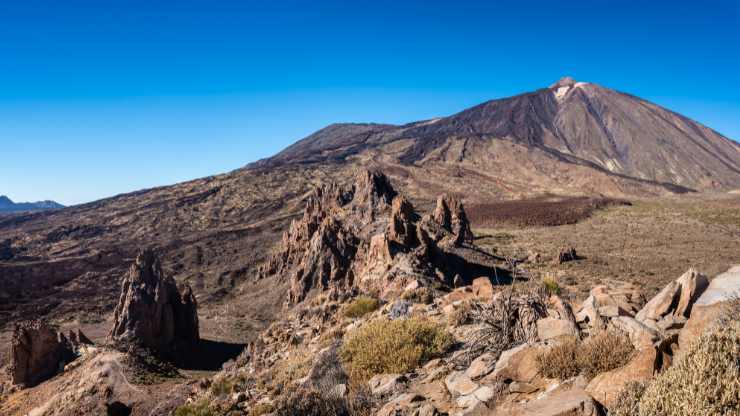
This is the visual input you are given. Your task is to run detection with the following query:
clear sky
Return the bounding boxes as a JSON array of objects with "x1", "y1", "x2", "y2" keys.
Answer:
[{"x1": 1, "y1": 0, "x2": 739, "y2": 205}]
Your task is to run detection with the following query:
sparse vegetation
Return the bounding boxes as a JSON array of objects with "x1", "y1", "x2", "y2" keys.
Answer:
[
  {"x1": 249, "y1": 403, "x2": 275, "y2": 416},
  {"x1": 402, "y1": 286, "x2": 434, "y2": 304},
  {"x1": 448, "y1": 301, "x2": 473, "y2": 326},
  {"x1": 343, "y1": 296, "x2": 380, "y2": 319},
  {"x1": 637, "y1": 323, "x2": 740, "y2": 416},
  {"x1": 174, "y1": 400, "x2": 215, "y2": 416},
  {"x1": 536, "y1": 330, "x2": 633, "y2": 380},
  {"x1": 541, "y1": 275, "x2": 561, "y2": 295},
  {"x1": 610, "y1": 381, "x2": 649, "y2": 416},
  {"x1": 340, "y1": 317, "x2": 453, "y2": 382},
  {"x1": 273, "y1": 385, "x2": 375, "y2": 416}
]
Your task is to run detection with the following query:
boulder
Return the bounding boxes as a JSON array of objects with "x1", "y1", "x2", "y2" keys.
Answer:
[
  {"x1": 610, "y1": 316, "x2": 661, "y2": 349},
  {"x1": 471, "y1": 277, "x2": 494, "y2": 301},
  {"x1": 10, "y1": 320, "x2": 76, "y2": 387},
  {"x1": 678, "y1": 265, "x2": 740, "y2": 355},
  {"x1": 445, "y1": 371, "x2": 479, "y2": 396},
  {"x1": 554, "y1": 247, "x2": 578, "y2": 264},
  {"x1": 465, "y1": 352, "x2": 497, "y2": 380},
  {"x1": 537, "y1": 317, "x2": 579, "y2": 342},
  {"x1": 483, "y1": 343, "x2": 546, "y2": 384},
  {"x1": 369, "y1": 374, "x2": 407, "y2": 396},
  {"x1": 586, "y1": 347, "x2": 658, "y2": 408},
  {"x1": 492, "y1": 385, "x2": 604, "y2": 416},
  {"x1": 635, "y1": 268, "x2": 708, "y2": 322},
  {"x1": 432, "y1": 194, "x2": 474, "y2": 246},
  {"x1": 108, "y1": 249, "x2": 199, "y2": 360}
]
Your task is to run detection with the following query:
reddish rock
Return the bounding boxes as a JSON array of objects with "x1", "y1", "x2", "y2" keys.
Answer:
[
  {"x1": 586, "y1": 347, "x2": 658, "y2": 408},
  {"x1": 108, "y1": 249, "x2": 199, "y2": 359},
  {"x1": 432, "y1": 194, "x2": 474, "y2": 246},
  {"x1": 10, "y1": 320, "x2": 75, "y2": 388}
]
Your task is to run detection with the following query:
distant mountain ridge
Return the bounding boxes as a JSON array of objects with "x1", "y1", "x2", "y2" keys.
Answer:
[{"x1": 0, "y1": 195, "x2": 64, "y2": 213}]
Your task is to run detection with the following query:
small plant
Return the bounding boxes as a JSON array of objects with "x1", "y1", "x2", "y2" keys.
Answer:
[
  {"x1": 273, "y1": 385, "x2": 374, "y2": 416},
  {"x1": 174, "y1": 400, "x2": 215, "y2": 416},
  {"x1": 541, "y1": 275, "x2": 561, "y2": 295},
  {"x1": 340, "y1": 317, "x2": 453, "y2": 382},
  {"x1": 402, "y1": 287, "x2": 434, "y2": 304},
  {"x1": 343, "y1": 296, "x2": 380, "y2": 319},
  {"x1": 448, "y1": 301, "x2": 472, "y2": 326},
  {"x1": 249, "y1": 402, "x2": 275, "y2": 416}
]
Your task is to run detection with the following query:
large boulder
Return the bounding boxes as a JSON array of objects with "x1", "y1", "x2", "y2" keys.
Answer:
[
  {"x1": 492, "y1": 384, "x2": 604, "y2": 416},
  {"x1": 635, "y1": 268, "x2": 708, "y2": 324},
  {"x1": 10, "y1": 320, "x2": 76, "y2": 388},
  {"x1": 678, "y1": 265, "x2": 740, "y2": 355},
  {"x1": 585, "y1": 347, "x2": 658, "y2": 409},
  {"x1": 108, "y1": 249, "x2": 199, "y2": 359}
]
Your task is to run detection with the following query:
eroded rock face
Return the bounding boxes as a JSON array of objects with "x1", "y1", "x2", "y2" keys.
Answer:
[
  {"x1": 10, "y1": 320, "x2": 76, "y2": 387},
  {"x1": 260, "y1": 169, "x2": 479, "y2": 304},
  {"x1": 108, "y1": 249, "x2": 199, "y2": 359}
]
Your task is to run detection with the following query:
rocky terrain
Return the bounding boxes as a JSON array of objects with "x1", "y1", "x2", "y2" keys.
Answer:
[{"x1": 0, "y1": 78, "x2": 739, "y2": 415}]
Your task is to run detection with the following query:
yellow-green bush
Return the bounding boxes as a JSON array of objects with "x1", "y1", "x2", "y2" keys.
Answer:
[
  {"x1": 536, "y1": 330, "x2": 633, "y2": 380},
  {"x1": 402, "y1": 287, "x2": 434, "y2": 304},
  {"x1": 340, "y1": 317, "x2": 453, "y2": 382},
  {"x1": 541, "y1": 276, "x2": 561, "y2": 295},
  {"x1": 343, "y1": 296, "x2": 380, "y2": 318},
  {"x1": 637, "y1": 323, "x2": 740, "y2": 416}
]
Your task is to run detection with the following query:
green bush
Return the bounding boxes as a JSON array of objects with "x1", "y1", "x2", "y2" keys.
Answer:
[
  {"x1": 343, "y1": 296, "x2": 380, "y2": 319},
  {"x1": 541, "y1": 276, "x2": 561, "y2": 295},
  {"x1": 340, "y1": 317, "x2": 453, "y2": 382},
  {"x1": 637, "y1": 323, "x2": 740, "y2": 416}
]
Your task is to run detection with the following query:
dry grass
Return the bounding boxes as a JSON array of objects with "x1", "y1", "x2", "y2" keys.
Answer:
[
  {"x1": 638, "y1": 323, "x2": 740, "y2": 416},
  {"x1": 343, "y1": 296, "x2": 380, "y2": 319},
  {"x1": 448, "y1": 301, "x2": 473, "y2": 327},
  {"x1": 174, "y1": 400, "x2": 216, "y2": 416},
  {"x1": 536, "y1": 330, "x2": 634, "y2": 380},
  {"x1": 273, "y1": 385, "x2": 375, "y2": 416},
  {"x1": 401, "y1": 287, "x2": 434, "y2": 304},
  {"x1": 340, "y1": 318, "x2": 453, "y2": 382}
]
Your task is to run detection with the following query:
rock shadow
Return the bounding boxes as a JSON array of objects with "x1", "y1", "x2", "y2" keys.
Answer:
[{"x1": 179, "y1": 338, "x2": 246, "y2": 371}]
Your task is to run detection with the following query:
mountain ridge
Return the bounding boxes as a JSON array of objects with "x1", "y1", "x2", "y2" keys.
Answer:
[{"x1": 0, "y1": 196, "x2": 64, "y2": 213}]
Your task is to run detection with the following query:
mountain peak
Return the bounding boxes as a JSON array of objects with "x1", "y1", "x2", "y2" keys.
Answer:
[{"x1": 549, "y1": 76, "x2": 578, "y2": 89}]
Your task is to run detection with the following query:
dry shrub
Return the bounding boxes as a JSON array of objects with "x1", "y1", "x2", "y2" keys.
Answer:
[
  {"x1": 274, "y1": 385, "x2": 374, "y2": 416},
  {"x1": 456, "y1": 287, "x2": 548, "y2": 366},
  {"x1": 637, "y1": 323, "x2": 740, "y2": 416},
  {"x1": 269, "y1": 351, "x2": 313, "y2": 392},
  {"x1": 402, "y1": 287, "x2": 434, "y2": 304},
  {"x1": 448, "y1": 301, "x2": 473, "y2": 327},
  {"x1": 174, "y1": 400, "x2": 216, "y2": 416},
  {"x1": 610, "y1": 381, "x2": 649, "y2": 416},
  {"x1": 340, "y1": 318, "x2": 453, "y2": 382},
  {"x1": 536, "y1": 337, "x2": 580, "y2": 379},
  {"x1": 344, "y1": 296, "x2": 380, "y2": 319},
  {"x1": 577, "y1": 330, "x2": 634, "y2": 379},
  {"x1": 536, "y1": 330, "x2": 633, "y2": 380}
]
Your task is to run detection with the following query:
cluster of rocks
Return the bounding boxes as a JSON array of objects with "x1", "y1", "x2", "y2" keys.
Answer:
[
  {"x1": 7, "y1": 248, "x2": 200, "y2": 390},
  {"x1": 9, "y1": 320, "x2": 91, "y2": 388},
  {"x1": 108, "y1": 248, "x2": 200, "y2": 362},
  {"x1": 259, "y1": 169, "x2": 478, "y2": 304}
]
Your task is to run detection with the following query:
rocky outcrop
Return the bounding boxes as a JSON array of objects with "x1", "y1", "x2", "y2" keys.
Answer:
[
  {"x1": 260, "y1": 169, "x2": 482, "y2": 304},
  {"x1": 0, "y1": 238, "x2": 13, "y2": 260},
  {"x1": 108, "y1": 249, "x2": 199, "y2": 359},
  {"x1": 635, "y1": 268, "x2": 708, "y2": 334},
  {"x1": 10, "y1": 320, "x2": 76, "y2": 388}
]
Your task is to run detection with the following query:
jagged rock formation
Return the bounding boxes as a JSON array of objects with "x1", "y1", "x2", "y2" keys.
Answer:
[
  {"x1": 108, "y1": 249, "x2": 200, "y2": 359},
  {"x1": 260, "y1": 169, "x2": 481, "y2": 303},
  {"x1": 10, "y1": 320, "x2": 76, "y2": 388}
]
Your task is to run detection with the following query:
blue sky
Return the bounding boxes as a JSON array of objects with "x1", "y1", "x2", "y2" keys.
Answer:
[{"x1": 1, "y1": 1, "x2": 739, "y2": 205}]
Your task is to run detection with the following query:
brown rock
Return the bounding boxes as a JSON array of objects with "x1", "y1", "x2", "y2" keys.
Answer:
[
  {"x1": 537, "y1": 317, "x2": 579, "y2": 342},
  {"x1": 554, "y1": 247, "x2": 578, "y2": 264},
  {"x1": 108, "y1": 249, "x2": 199, "y2": 359},
  {"x1": 484, "y1": 343, "x2": 546, "y2": 384},
  {"x1": 610, "y1": 317, "x2": 660, "y2": 349},
  {"x1": 471, "y1": 277, "x2": 494, "y2": 301},
  {"x1": 389, "y1": 196, "x2": 418, "y2": 247},
  {"x1": 492, "y1": 385, "x2": 603, "y2": 416},
  {"x1": 635, "y1": 268, "x2": 708, "y2": 322},
  {"x1": 10, "y1": 320, "x2": 75, "y2": 388},
  {"x1": 432, "y1": 194, "x2": 474, "y2": 246},
  {"x1": 586, "y1": 347, "x2": 658, "y2": 408}
]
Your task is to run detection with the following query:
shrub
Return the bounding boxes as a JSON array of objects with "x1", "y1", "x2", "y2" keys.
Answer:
[
  {"x1": 402, "y1": 287, "x2": 434, "y2": 304},
  {"x1": 448, "y1": 301, "x2": 473, "y2": 327},
  {"x1": 610, "y1": 381, "x2": 649, "y2": 416},
  {"x1": 249, "y1": 403, "x2": 275, "y2": 416},
  {"x1": 274, "y1": 386, "x2": 374, "y2": 416},
  {"x1": 536, "y1": 330, "x2": 633, "y2": 380},
  {"x1": 541, "y1": 275, "x2": 561, "y2": 295},
  {"x1": 344, "y1": 296, "x2": 380, "y2": 319},
  {"x1": 340, "y1": 317, "x2": 453, "y2": 382},
  {"x1": 536, "y1": 337, "x2": 580, "y2": 379},
  {"x1": 174, "y1": 400, "x2": 215, "y2": 416},
  {"x1": 637, "y1": 323, "x2": 740, "y2": 416},
  {"x1": 576, "y1": 330, "x2": 633, "y2": 379}
]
